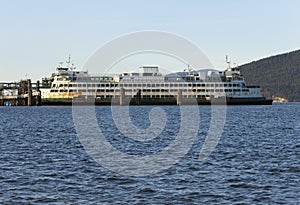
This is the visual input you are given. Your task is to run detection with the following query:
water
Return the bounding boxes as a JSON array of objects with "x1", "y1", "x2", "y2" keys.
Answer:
[{"x1": 0, "y1": 103, "x2": 299, "y2": 204}]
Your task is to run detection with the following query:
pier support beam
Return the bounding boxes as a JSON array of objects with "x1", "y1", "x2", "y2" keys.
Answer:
[
  {"x1": 120, "y1": 87, "x2": 125, "y2": 106},
  {"x1": 177, "y1": 90, "x2": 182, "y2": 106}
]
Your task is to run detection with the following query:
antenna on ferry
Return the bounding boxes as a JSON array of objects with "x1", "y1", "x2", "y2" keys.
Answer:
[
  {"x1": 226, "y1": 55, "x2": 231, "y2": 70},
  {"x1": 67, "y1": 54, "x2": 71, "y2": 63},
  {"x1": 66, "y1": 54, "x2": 70, "y2": 65}
]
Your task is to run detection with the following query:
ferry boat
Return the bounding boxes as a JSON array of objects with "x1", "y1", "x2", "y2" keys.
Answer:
[{"x1": 40, "y1": 56, "x2": 273, "y2": 105}]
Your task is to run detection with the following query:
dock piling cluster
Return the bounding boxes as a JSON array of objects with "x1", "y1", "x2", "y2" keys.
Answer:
[{"x1": 0, "y1": 79, "x2": 41, "y2": 106}]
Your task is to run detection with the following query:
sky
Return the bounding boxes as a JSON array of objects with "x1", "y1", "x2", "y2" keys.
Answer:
[{"x1": 0, "y1": 0, "x2": 300, "y2": 81}]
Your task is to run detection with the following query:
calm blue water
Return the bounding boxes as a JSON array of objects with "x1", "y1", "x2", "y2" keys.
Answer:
[{"x1": 0, "y1": 103, "x2": 299, "y2": 204}]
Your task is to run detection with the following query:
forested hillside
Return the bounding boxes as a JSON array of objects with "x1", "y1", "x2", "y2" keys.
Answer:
[{"x1": 240, "y1": 50, "x2": 300, "y2": 101}]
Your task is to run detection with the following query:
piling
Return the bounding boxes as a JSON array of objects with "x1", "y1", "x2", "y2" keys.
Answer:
[
  {"x1": 177, "y1": 90, "x2": 182, "y2": 106},
  {"x1": 120, "y1": 87, "x2": 125, "y2": 106},
  {"x1": 136, "y1": 89, "x2": 141, "y2": 105},
  {"x1": 27, "y1": 79, "x2": 32, "y2": 106},
  {"x1": 36, "y1": 80, "x2": 41, "y2": 106}
]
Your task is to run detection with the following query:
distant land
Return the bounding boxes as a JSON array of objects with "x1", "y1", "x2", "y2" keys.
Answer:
[{"x1": 240, "y1": 49, "x2": 300, "y2": 102}]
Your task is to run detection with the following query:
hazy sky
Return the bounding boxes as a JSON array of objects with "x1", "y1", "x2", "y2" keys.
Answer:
[{"x1": 1, "y1": 0, "x2": 300, "y2": 81}]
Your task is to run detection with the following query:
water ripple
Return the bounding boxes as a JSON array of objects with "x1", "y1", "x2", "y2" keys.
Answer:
[{"x1": 0, "y1": 104, "x2": 299, "y2": 204}]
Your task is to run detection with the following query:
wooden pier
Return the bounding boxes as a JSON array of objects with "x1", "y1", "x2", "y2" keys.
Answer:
[{"x1": 0, "y1": 79, "x2": 41, "y2": 106}]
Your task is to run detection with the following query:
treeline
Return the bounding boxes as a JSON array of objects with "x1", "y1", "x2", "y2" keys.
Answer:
[{"x1": 239, "y1": 49, "x2": 300, "y2": 102}]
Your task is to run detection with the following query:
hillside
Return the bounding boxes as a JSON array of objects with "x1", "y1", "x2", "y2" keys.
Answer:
[{"x1": 239, "y1": 50, "x2": 300, "y2": 102}]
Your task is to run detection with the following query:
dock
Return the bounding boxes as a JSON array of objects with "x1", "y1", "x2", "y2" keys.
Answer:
[{"x1": 0, "y1": 80, "x2": 41, "y2": 106}]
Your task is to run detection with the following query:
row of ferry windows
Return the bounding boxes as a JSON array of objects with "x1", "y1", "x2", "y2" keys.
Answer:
[
  {"x1": 95, "y1": 95, "x2": 212, "y2": 98},
  {"x1": 53, "y1": 83, "x2": 243, "y2": 88},
  {"x1": 50, "y1": 88, "x2": 244, "y2": 93}
]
